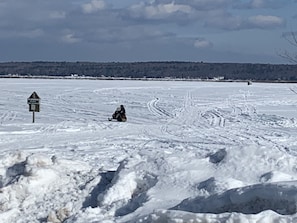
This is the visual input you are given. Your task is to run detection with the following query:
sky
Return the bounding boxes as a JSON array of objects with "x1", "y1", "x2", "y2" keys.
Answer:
[{"x1": 0, "y1": 0, "x2": 297, "y2": 64}]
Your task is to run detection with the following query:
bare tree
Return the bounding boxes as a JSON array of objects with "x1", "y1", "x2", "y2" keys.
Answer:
[{"x1": 280, "y1": 31, "x2": 297, "y2": 63}]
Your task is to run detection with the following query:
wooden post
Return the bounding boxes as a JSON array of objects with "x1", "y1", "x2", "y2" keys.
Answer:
[{"x1": 32, "y1": 111, "x2": 35, "y2": 123}]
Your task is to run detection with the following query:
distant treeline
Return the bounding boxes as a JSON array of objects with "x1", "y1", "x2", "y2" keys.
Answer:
[{"x1": 0, "y1": 61, "x2": 297, "y2": 81}]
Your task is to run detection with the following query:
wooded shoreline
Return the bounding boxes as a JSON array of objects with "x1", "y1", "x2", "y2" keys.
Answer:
[{"x1": 0, "y1": 61, "x2": 296, "y2": 81}]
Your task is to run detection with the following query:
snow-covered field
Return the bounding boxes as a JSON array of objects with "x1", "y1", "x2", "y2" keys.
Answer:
[{"x1": 2, "y1": 78, "x2": 297, "y2": 223}]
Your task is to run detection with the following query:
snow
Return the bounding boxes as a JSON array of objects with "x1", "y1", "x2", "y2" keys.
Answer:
[{"x1": 1, "y1": 79, "x2": 297, "y2": 222}]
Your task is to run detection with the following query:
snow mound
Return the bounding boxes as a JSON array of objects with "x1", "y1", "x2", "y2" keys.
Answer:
[
  {"x1": 197, "y1": 177, "x2": 245, "y2": 195},
  {"x1": 0, "y1": 151, "x2": 96, "y2": 223},
  {"x1": 66, "y1": 154, "x2": 159, "y2": 222},
  {"x1": 173, "y1": 181, "x2": 297, "y2": 215},
  {"x1": 208, "y1": 149, "x2": 227, "y2": 164},
  {"x1": 0, "y1": 152, "x2": 58, "y2": 192},
  {"x1": 0, "y1": 152, "x2": 59, "y2": 221},
  {"x1": 96, "y1": 155, "x2": 158, "y2": 216},
  {"x1": 260, "y1": 171, "x2": 297, "y2": 183},
  {"x1": 137, "y1": 209, "x2": 296, "y2": 223}
]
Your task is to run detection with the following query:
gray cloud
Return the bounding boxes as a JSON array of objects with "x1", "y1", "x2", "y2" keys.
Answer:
[
  {"x1": 205, "y1": 13, "x2": 285, "y2": 30},
  {"x1": 203, "y1": 10, "x2": 243, "y2": 30},
  {"x1": 81, "y1": 0, "x2": 106, "y2": 14},
  {"x1": 0, "y1": 1, "x2": 73, "y2": 39},
  {"x1": 125, "y1": 1, "x2": 195, "y2": 24},
  {"x1": 178, "y1": 0, "x2": 235, "y2": 10},
  {"x1": 124, "y1": 0, "x2": 287, "y2": 31},
  {"x1": 0, "y1": 0, "x2": 288, "y2": 41},
  {"x1": 234, "y1": 0, "x2": 292, "y2": 9},
  {"x1": 194, "y1": 38, "x2": 213, "y2": 49},
  {"x1": 247, "y1": 15, "x2": 285, "y2": 29}
]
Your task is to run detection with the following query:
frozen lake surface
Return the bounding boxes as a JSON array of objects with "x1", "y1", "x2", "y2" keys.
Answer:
[{"x1": 1, "y1": 79, "x2": 297, "y2": 222}]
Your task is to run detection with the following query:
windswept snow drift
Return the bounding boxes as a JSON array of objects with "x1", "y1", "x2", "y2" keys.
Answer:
[{"x1": 1, "y1": 79, "x2": 297, "y2": 222}]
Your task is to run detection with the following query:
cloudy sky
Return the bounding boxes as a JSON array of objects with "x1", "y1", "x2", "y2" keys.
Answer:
[{"x1": 0, "y1": 0, "x2": 297, "y2": 64}]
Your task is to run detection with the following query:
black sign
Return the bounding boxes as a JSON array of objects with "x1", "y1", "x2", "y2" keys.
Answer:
[
  {"x1": 27, "y1": 91, "x2": 40, "y2": 112},
  {"x1": 28, "y1": 91, "x2": 40, "y2": 99}
]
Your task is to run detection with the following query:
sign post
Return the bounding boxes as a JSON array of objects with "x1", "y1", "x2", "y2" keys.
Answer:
[{"x1": 27, "y1": 92, "x2": 40, "y2": 123}]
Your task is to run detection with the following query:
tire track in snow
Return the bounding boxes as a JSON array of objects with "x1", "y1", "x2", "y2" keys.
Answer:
[
  {"x1": 147, "y1": 98, "x2": 173, "y2": 118},
  {"x1": 159, "y1": 91, "x2": 195, "y2": 137},
  {"x1": 176, "y1": 91, "x2": 287, "y2": 149},
  {"x1": 0, "y1": 111, "x2": 17, "y2": 124},
  {"x1": 156, "y1": 91, "x2": 228, "y2": 148},
  {"x1": 30, "y1": 87, "x2": 115, "y2": 136},
  {"x1": 158, "y1": 91, "x2": 227, "y2": 148},
  {"x1": 211, "y1": 93, "x2": 295, "y2": 156},
  {"x1": 143, "y1": 91, "x2": 213, "y2": 150},
  {"x1": 289, "y1": 87, "x2": 297, "y2": 95},
  {"x1": 226, "y1": 91, "x2": 296, "y2": 153},
  {"x1": 201, "y1": 109, "x2": 226, "y2": 127}
]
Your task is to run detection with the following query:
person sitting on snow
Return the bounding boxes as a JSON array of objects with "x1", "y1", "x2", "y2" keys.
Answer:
[{"x1": 112, "y1": 105, "x2": 127, "y2": 122}]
